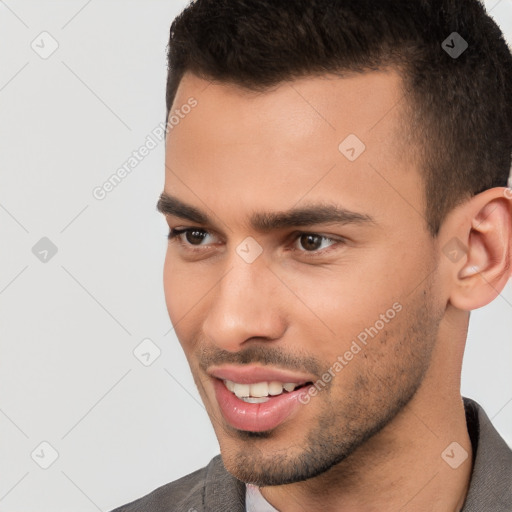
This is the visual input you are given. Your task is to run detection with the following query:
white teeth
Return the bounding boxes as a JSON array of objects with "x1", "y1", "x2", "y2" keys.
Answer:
[
  {"x1": 268, "y1": 381, "x2": 284, "y2": 395},
  {"x1": 225, "y1": 380, "x2": 302, "y2": 398},
  {"x1": 241, "y1": 396, "x2": 270, "y2": 404},
  {"x1": 249, "y1": 382, "x2": 269, "y2": 397},
  {"x1": 234, "y1": 383, "x2": 250, "y2": 398}
]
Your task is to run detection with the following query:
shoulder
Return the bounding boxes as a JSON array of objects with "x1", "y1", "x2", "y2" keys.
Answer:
[
  {"x1": 110, "y1": 455, "x2": 245, "y2": 512},
  {"x1": 109, "y1": 465, "x2": 208, "y2": 512},
  {"x1": 462, "y1": 397, "x2": 512, "y2": 511}
]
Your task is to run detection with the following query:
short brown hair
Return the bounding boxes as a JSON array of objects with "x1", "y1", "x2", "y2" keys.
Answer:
[{"x1": 166, "y1": 0, "x2": 512, "y2": 236}]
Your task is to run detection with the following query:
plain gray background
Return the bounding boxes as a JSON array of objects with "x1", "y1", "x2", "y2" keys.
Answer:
[{"x1": 0, "y1": 1, "x2": 511, "y2": 511}]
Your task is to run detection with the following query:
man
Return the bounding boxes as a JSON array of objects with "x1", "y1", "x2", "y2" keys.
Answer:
[{"x1": 113, "y1": 0, "x2": 512, "y2": 510}]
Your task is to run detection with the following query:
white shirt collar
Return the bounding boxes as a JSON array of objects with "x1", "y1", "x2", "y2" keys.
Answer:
[{"x1": 245, "y1": 484, "x2": 279, "y2": 512}]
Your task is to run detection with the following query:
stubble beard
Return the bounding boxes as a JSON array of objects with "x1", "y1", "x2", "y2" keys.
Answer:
[{"x1": 217, "y1": 284, "x2": 442, "y2": 486}]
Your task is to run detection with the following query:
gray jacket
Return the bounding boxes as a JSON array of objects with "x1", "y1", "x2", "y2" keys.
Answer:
[{"x1": 111, "y1": 397, "x2": 512, "y2": 511}]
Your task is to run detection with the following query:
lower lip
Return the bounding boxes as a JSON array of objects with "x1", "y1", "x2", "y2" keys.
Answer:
[{"x1": 213, "y1": 379, "x2": 311, "y2": 432}]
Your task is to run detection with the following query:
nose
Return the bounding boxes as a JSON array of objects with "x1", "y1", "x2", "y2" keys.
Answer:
[{"x1": 201, "y1": 251, "x2": 287, "y2": 352}]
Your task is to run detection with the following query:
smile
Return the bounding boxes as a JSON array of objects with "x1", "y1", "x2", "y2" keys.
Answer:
[{"x1": 223, "y1": 380, "x2": 310, "y2": 403}]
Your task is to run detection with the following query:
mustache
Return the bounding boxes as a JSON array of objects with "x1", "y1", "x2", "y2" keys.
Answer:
[{"x1": 198, "y1": 344, "x2": 323, "y2": 376}]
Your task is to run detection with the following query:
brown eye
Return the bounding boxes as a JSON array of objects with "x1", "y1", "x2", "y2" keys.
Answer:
[
  {"x1": 299, "y1": 234, "x2": 323, "y2": 251},
  {"x1": 293, "y1": 233, "x2": 340, "y2": 255},
  {"x1": 185, "y1": 229, "x2": 208, "y2": 245},
  {"x1": 168, "y1": 228, "x2": 212, "y2": 246}
]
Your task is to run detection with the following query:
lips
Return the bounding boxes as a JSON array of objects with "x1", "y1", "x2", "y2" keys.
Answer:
[
  {"x1": 209, "y1": 365, "x2": 315, "y2": 432},
  {"x1": 209, "y1": 365, "x2": 314, "y2": 385}
]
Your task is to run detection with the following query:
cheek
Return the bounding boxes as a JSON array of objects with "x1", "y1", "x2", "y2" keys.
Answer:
[
  {"x1": 163, "y1": 254, "x2": 212, "y2": 347},
  {"x1": 283, "y1": 262, "x2": 404, "y2": 334},
  {"x1": 164, "y1": 254, "x2": 197, "y2": 308},
  {"x1": 163, "y1": 253, "x2": 178, "y2": 316},
  {"x1": 279, "y1": 257, "x2": 418, "y2": 374},
  {"x1": 163, "y1": 254, "x2": 195, "y2": 335}
]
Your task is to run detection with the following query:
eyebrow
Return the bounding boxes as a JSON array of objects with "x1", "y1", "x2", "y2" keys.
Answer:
[{"x1": 156, "y1": 192, "x2": 376, "y2": 232}]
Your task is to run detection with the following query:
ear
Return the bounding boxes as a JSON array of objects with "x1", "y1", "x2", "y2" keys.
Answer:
[{"x1": 439, "y1": 187, "x2": 512, "y2": 311}]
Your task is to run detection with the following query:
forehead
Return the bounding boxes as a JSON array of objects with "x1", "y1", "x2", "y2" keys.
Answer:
[
  {"x1": 170, "y1": 70, "x2": 407, "y2": 152},
  {"x1": 164, "y1": 70, "x2": 424, "y2": 233}
]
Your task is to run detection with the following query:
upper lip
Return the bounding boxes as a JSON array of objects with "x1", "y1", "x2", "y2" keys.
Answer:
[{"x1": 208, "y1": 365, "x2": 315, "y2": 385}]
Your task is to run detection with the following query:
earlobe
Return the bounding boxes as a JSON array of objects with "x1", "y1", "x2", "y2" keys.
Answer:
[{"x1": 446, "y1": 189, "x2": 512, "y2": 311}]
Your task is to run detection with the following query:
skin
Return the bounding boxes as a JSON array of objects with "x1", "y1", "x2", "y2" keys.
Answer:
[{"x1": 160, "y1": 70, "x2": 512, "y2": 511}]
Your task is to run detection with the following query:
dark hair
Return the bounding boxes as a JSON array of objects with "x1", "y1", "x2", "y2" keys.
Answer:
[{"x1": 166, "y1": 0, "x2": 512, "y2": 237}]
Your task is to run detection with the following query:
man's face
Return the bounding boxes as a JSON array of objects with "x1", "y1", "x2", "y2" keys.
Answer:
[{"x1": 162, "y1": 71, "x2": 445, "y2": 485}]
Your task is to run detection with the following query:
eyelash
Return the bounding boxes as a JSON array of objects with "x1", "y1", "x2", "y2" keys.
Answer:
[{"x1": 167, "y1": 227, "x2": 344, "y2": 258}]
